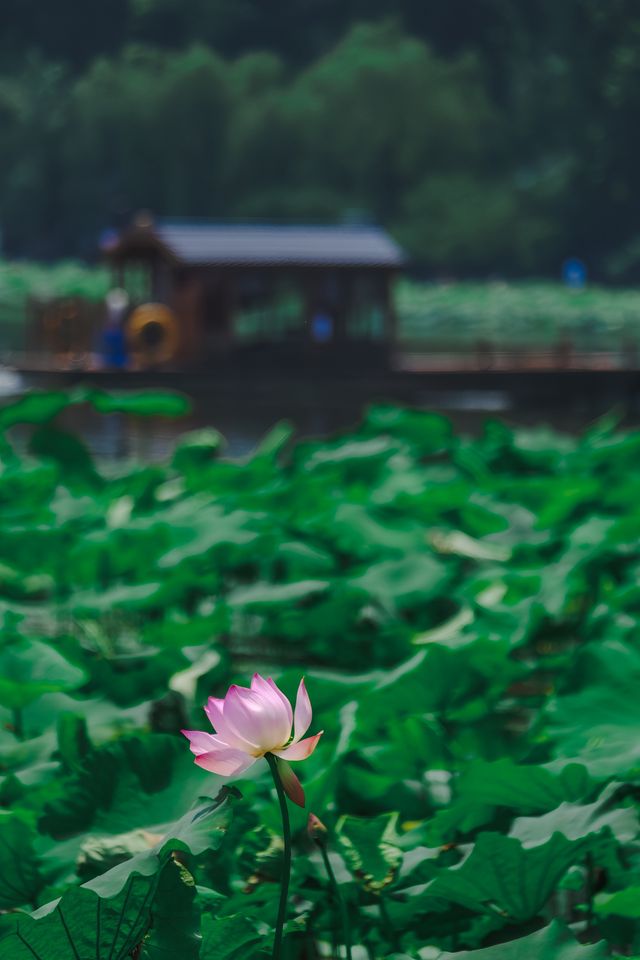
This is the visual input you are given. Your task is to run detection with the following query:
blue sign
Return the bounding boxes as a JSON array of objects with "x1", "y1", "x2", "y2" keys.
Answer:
[
  {"x1": 562, "y1": 257, "x2": 587, "y2": 289},
  {"x1": 311, "y1": 312, "x2": 334, "y2": 343}
]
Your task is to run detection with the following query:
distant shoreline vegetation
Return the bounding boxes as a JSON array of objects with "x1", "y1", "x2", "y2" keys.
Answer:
[{"x1": 396, "y1": 279, "x2": 640, "y2": 352}]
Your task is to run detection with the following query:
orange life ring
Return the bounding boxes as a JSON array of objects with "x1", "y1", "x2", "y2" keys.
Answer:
[{"x1": 127, "y1": 303, "x2": 179, "y2": 365}]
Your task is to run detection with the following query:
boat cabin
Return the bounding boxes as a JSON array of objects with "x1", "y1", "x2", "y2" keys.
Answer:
[{"x1": 103, "y1": 217, "x2": 404, "y2": 368}]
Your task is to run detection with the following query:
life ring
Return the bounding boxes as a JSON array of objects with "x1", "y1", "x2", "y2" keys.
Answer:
[{"x1": 126, "y1": 303, "x2": 179, "y2": 366}]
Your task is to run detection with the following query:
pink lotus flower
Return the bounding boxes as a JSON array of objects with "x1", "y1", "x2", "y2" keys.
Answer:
[{"x1": 182, "y1": 674, "x2": 323, "y2": 807}]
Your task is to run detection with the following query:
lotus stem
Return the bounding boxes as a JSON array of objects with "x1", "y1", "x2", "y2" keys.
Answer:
[
  {"x1": 378, "y1": 896, "x2": 399, "y2": 951},
  {"x1": 12, "y1": 707, "x2": 24, "y2": 740},
  {"x1": 585, "y1": 851, "x2": 595, "y2": 938},
  {"x1": 266, "y1": 752, "x2": 292, "y2": 960},
  {"x1": 318, "y1": 841, "x2": 352, "y2": 960}
]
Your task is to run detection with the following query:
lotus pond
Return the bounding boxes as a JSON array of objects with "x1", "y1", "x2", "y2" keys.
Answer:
[{"x1": 0, "y1": 388, "x2": 638, "y2": 959}]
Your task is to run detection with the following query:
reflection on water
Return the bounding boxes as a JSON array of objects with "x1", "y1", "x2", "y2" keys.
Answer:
[
  {"x1": 51, "y1": 389, "x2": 522, "y2": 461},
  {"x1": 0, "y1": 368, "x2": 24, "y2": 396},
  {"x1": 55, "y1": 399, "x2": 358, "y2": 460},
  {"x1": 4, "y1": 371, "x2": 640, "y2": 462},
  {"x1": 416, "y1": 390, "x2": 509, "y2": 412}
]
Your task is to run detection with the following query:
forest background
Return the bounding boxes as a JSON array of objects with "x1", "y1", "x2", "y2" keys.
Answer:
[{"x1": 2, "y1": 0, "x2": 640, "y2": 280}]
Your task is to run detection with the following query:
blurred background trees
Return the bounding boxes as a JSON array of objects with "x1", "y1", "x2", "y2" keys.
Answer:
[{"x1": 2, "y1": 0, "x2": 640, "y2": 278}]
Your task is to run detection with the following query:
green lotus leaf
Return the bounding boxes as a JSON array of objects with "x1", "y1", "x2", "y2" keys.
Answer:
[
  {"x1": 200, "y1": 913, "x2": 263, "y2": 960},
  {"x1": 428, "y1": 919, "x2": 608, "y2": 959},
  {"x1": 0, "y1": 638, "x2": 86, "y2": 711},
  {"x1": 412, "y1": 832, "x2": 582, "y2": 921},
  {"x1": 595, "y1": 886, "x2": 640, "y2": 919},
  {"x1": 0, "y1": 811, "x2": 43, "y2": 909},
  {"x1": 337, "y1": 812, "x2": 403, "y2": 893}
]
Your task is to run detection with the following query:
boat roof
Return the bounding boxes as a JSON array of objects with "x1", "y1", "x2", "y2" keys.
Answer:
[{"x1": 106, "y1": 220, "x2": 405, "y2": 268}]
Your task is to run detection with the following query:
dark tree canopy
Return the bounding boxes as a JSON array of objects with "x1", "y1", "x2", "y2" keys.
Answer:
[{"x1": 1, "y1": 0, "x2": 640, "y2": 277}]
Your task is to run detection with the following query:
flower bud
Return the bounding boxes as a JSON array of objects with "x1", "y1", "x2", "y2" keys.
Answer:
[{"x1": 307, "y1": 812, "x2": 328, "y2": 844}]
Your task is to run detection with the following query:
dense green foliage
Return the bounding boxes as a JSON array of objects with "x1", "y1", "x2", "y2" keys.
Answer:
[
  {"x1": 4, "y1": 2, "x2": 640, "y2": 277},
  {"x1": 0, "y1": 389, "x2": 638, "y2": 957},
  {"x1": 397, "y1": 280, "x2": 640, "y2": 351}
]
